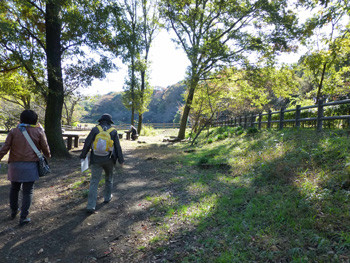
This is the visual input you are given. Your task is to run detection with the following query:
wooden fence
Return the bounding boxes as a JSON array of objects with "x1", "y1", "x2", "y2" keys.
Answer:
[
  {"x1": 116, "y1": 123, "x2": 182, "y2": 130},
  {"x1": 211, "y1": 99, "x2": 350, "y2": 131},
  {"x1": 63, "y1": 123, "x2": 182, "y2": 131}
]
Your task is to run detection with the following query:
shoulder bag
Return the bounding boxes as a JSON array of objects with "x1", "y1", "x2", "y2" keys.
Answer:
[{"x1": 21, "y1": 128, "x2": 51, "y2": 177}]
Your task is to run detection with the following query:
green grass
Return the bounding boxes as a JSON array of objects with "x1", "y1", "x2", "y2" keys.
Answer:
[
  {"x1": 143, "y1": 127, "x2": 350, "y2": 262},
  {"x1": 0, "y1": 133, "x2": 7, "y2": 143}
]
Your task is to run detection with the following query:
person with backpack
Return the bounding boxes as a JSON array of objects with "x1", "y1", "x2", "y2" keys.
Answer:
[{"x1": 79, "y1": 113, "x2": 124, "y2": 214}]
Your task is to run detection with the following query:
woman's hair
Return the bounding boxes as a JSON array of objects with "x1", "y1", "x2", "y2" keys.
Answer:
[{"x1": 20, "y1": 110, "x2": 38, "y2": 125}]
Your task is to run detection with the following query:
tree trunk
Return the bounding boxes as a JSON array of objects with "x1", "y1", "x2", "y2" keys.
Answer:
[
  {"x1": 45, "y1": 1, "x2": 69, "y2": 157},
  {"x1": 177, "y1": 77, "x2": 198, "y2": 139},
  {"x1": 137, "y1": 114, "x2": 143, "y2": 135},
  {"x1": 316, "y1": 62, "x2": 328, "y2": 103},
  {"x1": 131, "y1": 57, "x2": 135, "y2": 126},
  {"x1": 68, "y1": 100, "x2": 77, "y2": 126},
  {"x1": 137, "y1": 70, "x2": 146, "y2": 134}
]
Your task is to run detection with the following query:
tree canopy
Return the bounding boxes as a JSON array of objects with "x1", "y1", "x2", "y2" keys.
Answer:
[
  {"x1": 0, "y1": 0, "x2": 349, "y2": 149},
  {"x1": 160, "y1": 0, "x2": 303, "y2": 139}
]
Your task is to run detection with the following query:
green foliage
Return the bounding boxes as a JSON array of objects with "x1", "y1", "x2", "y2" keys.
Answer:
[
  {"x1": 247, "y1": 127, "x2": 258, "y2": 134},
  {"x1": 140, "y1": 125, "x2": 156, "y2": 136},
  {"x1": 0, "y1": 100, "x2": 22, "y2": 131},
  {"x1": 298, "y1": 0, "x2": 350, "y2": 102},
  {"x1": 161, "y1": 0, "x2": 303, "y2": 138}
]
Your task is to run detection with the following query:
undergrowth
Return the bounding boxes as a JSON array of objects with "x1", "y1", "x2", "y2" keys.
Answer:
[{"x1": 144, "y1": 127, "x2": 350, "y2": 262}]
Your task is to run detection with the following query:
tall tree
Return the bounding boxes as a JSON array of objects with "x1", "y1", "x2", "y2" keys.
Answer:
[
  {"x1": 45, "y1": 0, "x2": 66, "y2": 155},
  {"x1": 112, "y1": 0, "x2": 143, "y2": 126},
  {"x1": 299, "y1": 0, "x2": 349, "y2": 102},
  {"x1": 0, "y1": 0, "x2": 116, "y2": 156},
  {"x1": 160, "y1": 0, "x2": 302, "y2": 139},
  {"x1": 137, "y1": 0, "x2": 160, "y2": 134}
]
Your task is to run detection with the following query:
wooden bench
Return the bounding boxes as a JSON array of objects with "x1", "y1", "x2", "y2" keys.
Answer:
[
  {"x1": 62, "y1": 132, "x2": 84, "y2": 150},
  {"x1": 124, "y1": 130, "x2": 131, "y2": 140},
  {"x1": 124, "y1": 131, "x2": 139, "y2": 140}
]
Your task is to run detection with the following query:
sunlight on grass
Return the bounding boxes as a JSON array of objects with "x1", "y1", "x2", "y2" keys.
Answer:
[
  {"x1": 186, "y1": 181, "x2": 210, "y2": 196},
  {"x1": 140, "y1": 127, "x2": 350, "y2": 262},
  {"x1": 177, "y1": 195, "x2": 217, "y2": 221}
]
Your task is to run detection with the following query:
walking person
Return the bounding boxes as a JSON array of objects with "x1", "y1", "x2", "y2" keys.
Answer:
[
  {"x1": 0, "y1": 110, "x2": 51, "y2": 226},
  {"x1": 79, "y1": 113, "x2": 124, "y2": 214}
]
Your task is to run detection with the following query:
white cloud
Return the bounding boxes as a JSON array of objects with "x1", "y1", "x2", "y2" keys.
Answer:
[{"x1": 84, "y1": 30, "x2": 189, "y2": 95}]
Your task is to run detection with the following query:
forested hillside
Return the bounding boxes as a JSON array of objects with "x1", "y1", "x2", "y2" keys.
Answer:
[{"x1": 81, "y1": 82, "x2": 186, "y2": 124}]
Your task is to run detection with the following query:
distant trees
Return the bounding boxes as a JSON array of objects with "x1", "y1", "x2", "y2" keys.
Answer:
[
  {"x1": 110, "y1": 0, "x2": 159, "y2": 133},
  {"x1": 189, "y1": 65, "x2": 299, "y2": 140}
]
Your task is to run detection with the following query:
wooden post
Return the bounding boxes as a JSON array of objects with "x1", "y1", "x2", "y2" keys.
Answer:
[
  {"x1": 295, "y1": 105, "x2": 301, "y2": 129},
  {"x1": 258, "y1": 113, "x2": 262, "y2": 130},
  {"x1": 239, "y1": 116, "x2": 242, "y2": 127},
  {"x1": 234, "y1": 117, "x2": 237, "y2": 127},
  {"x1": 279, "y1": 107, "x2": 285, "y2": 130},
  {"x1": 317, "y1": 99, "x2": 324, "y2": 132},
  {"x1": 267, "y1": 110, "x2": 272, "y2": 129},
  {"x1": 244, "y1": 115, "x2": 247, "y2": 129},
  {"x1": 250, "y1": 113, "x2": 255, "y2": 127}
]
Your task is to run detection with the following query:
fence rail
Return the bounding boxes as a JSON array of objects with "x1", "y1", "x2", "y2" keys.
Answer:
[
  {"x1": 62, "y1": 123, "x2": 182, "y2": 131},
  {"x1": 211, "y1": 99, "x2": 350, "y2": 131}
]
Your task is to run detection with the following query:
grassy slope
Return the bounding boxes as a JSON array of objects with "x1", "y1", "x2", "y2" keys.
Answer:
[{"x1": 145, "y1": 127, "x2": 350, "y2": 262}]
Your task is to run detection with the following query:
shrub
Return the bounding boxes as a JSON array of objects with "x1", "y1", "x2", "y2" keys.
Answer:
[
  {"x1": 141, "y1": 125, "x2": 156, "y2": 136},
  {"x1": 247, "y1": 127, "x2": 258, "y2": 134}
]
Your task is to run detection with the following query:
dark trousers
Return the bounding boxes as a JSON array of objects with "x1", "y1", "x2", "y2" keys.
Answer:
[{"x1": 10, "y1": 181, "x2": 34, "y2": 219}]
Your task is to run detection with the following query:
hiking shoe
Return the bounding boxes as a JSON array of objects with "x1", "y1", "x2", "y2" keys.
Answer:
[
  {"x1": 103, "y1": 195, "x2": 113, "y2": 204},
  {"x1": 11, "y1": 209, "x2": 19, "y2": 220},
  {"x1": 86, "y1": 208, "x2": 96, "y2": 214},
  {"x1": 19, "y1": 218, "x2": 31, "y2": 226}
]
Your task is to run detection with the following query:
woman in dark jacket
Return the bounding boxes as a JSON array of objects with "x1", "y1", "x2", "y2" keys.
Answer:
[{"x1": 0, "y1": 110, "x2": 51, "y2": 226}]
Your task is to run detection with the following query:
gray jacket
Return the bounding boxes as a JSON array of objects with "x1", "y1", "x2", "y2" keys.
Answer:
[{"x1": 79, "y1": 122, "x2": 124, "y2": 165}]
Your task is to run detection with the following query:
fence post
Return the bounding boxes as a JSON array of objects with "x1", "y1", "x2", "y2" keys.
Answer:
[
  {"x1": 234, "y1": 117, "x2": 237, "y2": 127},
  {"x1": 317, "y1": 99, "x2": 324, "y2": 132},
  {"x1": 250, "y1": 113, "x2": 255, "y2": 127},
  {"x1": 244, "y1": 115, "x2": 247, "y2": 129},
  {"x1": 258, "y1": 113, "x2": 262, "y2": 130},
  {"x1": 279, "y1": 107, "x2": 285, "y2": 130},
  {"x1": 267, "y1": 110, "x2": 272, "y2": 129},
  {"x1": 295, "y1": 105, "x2": 301, "y2": 129},
  {"x1": 239, "y1": 116, "x2": 242, "y2": 127}
]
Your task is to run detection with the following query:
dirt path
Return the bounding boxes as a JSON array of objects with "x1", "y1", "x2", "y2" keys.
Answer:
[{"x1": 0, "y1": 133, "x2": 178, "y2": 263}]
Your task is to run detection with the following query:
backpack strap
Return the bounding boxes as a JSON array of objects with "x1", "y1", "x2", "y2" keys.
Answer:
[
  {"x1": 106, "y1": 127, "x2": 115, "y2": 134},
  {"x1": 97, "y1": 125, "x2": 103, "y2": 132},
  {"x1": 97, "y1": 125, "x2": 114, "y2": 133}
]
